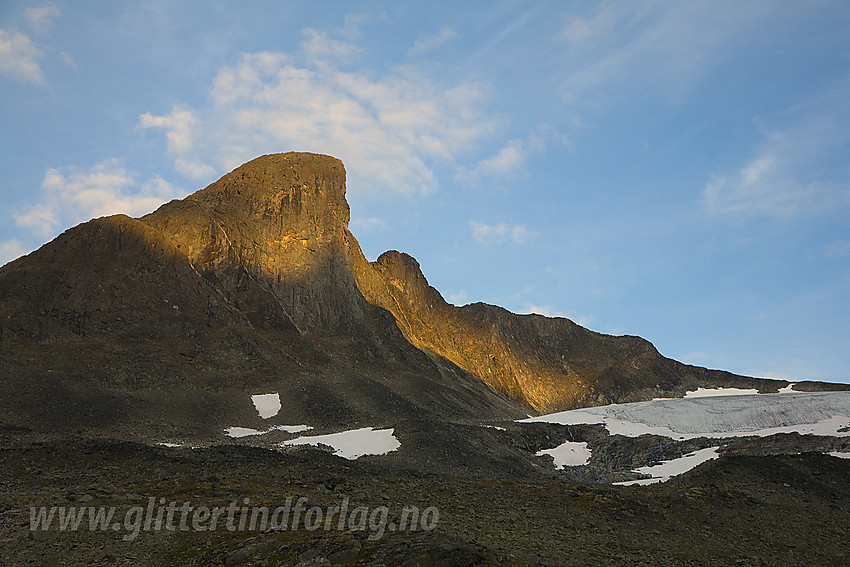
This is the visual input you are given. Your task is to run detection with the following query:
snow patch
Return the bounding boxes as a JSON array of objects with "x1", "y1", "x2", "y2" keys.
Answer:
[
  {"x1": 225, "y1": 427, "x2": 264, "y2": 438},
  {"x1": 778, "y1": 383, "x2": 796, "y2": 393},
  {"x1": 252, "y1": 393, "x2": 281, "y2": 419},
  {"x1": 827, "y1": 451, "x2": 850, "y2": 459},
  {"x1": 272, "y1": 425, "x2": 313, "y2": 433},
  {"x1": 281, "y1": 427, "x2": 401, "y2": 460},
  {"x1": 614, "y1": 447, "x2": 721, "y2": 486},
  {"x1": 224, "y1": 424, "x2": 312, "y2": 438},
  {"x1": 684, "y1": 387, "x2": 759, "y2": 398},
  {"x1": 525, "y1": 409, "x2": 605, "y2": 426},
  {"x1": 157, "y1": 442, "x2": 182, "y2": 448},
  {"x1": 537, "y1": 441, "x2": 591, "y2": 468}
]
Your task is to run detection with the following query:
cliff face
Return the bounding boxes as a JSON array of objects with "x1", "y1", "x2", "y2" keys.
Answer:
[{"x1": 0, "y1": 152, "x2": 802, "y2": 437}]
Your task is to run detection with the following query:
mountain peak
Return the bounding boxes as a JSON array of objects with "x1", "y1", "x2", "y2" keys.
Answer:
[
  {"x1": 138, "y1": 151, "x2": 362, "y2": 334},
  {"x1": 1, "y1": 152, "x2": 817, "y2": 442},
  {"x1": 185, "y1": 152, "x2": 348, "y2": 223},
  {"x1": 147, "y1": 151, "x2": 350, "y2": 241}
]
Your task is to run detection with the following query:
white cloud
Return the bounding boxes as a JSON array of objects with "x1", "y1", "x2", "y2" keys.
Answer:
[
  {"x1": 13, "y1": 203, "x2": 57, "y2": 239},
  {"x1": 350, "y1": 217, "x2": 388, "y2": 231},
  {"x1": 14, "y1": 160, "x2": 181, "y2": 240},
  {"x1": 521, "y1": 303, "x2": 565, "y2": 318},
  {"x1": 682, "y1": 352, "x2": 725, "y2": 366},
  {"x1": 750, "y1": 370, "x2": 798, "y2": 382},
  {"x1": 447, "y1": 289, "x2": 468, "y2": 306},
  {"x1": 519, "y1": 303, "x2": 593, "y2": 326},
  {"x1": 561, "y1": 15, "x2": 595, "y2": 45},
  {"x1": 138, "y1": 106, "x2": 197, "y2": 154},
  {"x1": 59, "y1": 51, "x2": 77, "y2": 69},
  {"x1": 138, "y1": 105, "x2": 216, "y2": 180},
  {"x1": 825, "y1": 240, "x2": 850, "y2": 257},
  {"x1": 24, "y1": 5, "x2": 60, "y2": 33},
  {"x1": 141, "y1": 43, "x2": 498, "y2": 196},
  {"x1": 408, "y1": 26, "x2": 458, "y2": 56},
  {"x1": 475, "y1": 139, "x2": 526, "y2": 176},
  {"x1": 470, "y1": 221, "x2": 537, "y2": 245},
  {"x1": 0, "y1": 239, "x2": 29, "y2": 266},
  {"x1": 458, "y1": 125, "x2": 568, "y2": 184},
  {"x1": 0, "y1": 29, "x2": 45, "y2": 85},
  {"x1": 301, "y1": 28, "x2": 362, "y2": 63},
  {"x1": 457, "y1": 139, "x2": 525, "y2": 184},
  {"x1": 339, "y1": 14, "x2": 374, "y2": 40}
]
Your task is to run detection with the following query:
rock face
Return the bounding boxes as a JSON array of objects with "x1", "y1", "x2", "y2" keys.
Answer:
[{"x1": 0, "y1": 152, "x2": 836, "y2": 439}]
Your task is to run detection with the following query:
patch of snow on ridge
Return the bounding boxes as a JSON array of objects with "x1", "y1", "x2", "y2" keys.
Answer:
[
  {"x1": 252, "y1": 393, "x2": 281, "y2": 419},
  {"x1": 537, "y1": 441, "x2": 591, "y2": 468},
  {"x1": 520, "y1": 392, "x2": 850, "y2": 440},
  {"x1": 778, "y1": 383, "x2": 796, "y2": 393},
  {"x1": 225, "y1": 425, "x2": 312, "y2": 438},
  {"x1": 281, "y1": 427, "x2": 401, "y2": 460},
  {"x1": 684, "y1": 387, "x2": 759, "y2": 398},
  {"x1": 614, "y1": 447, "x2": 721, "y2": 486},
  {"x1": 226, "y1": 427, "x2": 264, "y2": 438},
  {"x1": 157, "y1": 442, "x2": 182, "y2": 448},
  {"x1": 828, "y1": 451, "x2": 850, "y2": 459},
  {"x1": 272, "y1": 425, "x2": 313, "y2": 433}
]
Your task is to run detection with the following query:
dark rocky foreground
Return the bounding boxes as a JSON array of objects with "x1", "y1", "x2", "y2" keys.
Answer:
[{"x1": 1, "y1": 429, "x2": 849, "y2": 567}]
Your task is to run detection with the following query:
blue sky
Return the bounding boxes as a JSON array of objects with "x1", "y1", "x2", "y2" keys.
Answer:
[{"x1": 2, "y1": 1, "x2": 849, "y2": 383}]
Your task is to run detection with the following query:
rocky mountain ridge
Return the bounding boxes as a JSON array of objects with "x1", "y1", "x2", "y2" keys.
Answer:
[{"x1": 1, "y1": 152, "x2": 844, "y2": 442}]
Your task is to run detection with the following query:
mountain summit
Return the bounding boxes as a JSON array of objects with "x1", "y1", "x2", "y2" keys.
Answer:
[{"x1": 0, "y1": 153, "x2": 825, "y2": 441}]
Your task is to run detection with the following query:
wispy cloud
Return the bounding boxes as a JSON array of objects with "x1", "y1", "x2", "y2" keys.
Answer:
[
  {"x1": 521, "y1": 303, "x2": 565, "y2": 318},
  {"x1": 560, "y1": 15, "x2": 596, "y2": 45},
  {"x1": 139, "y1": 34, "x2": 498, "y2": 196},
  {"x1": 458, "y1": 125, "x2": 567, "y2": 183},
  {"x1": 350, "y1": 217, "x2": 388, "y2": 231},
  {"x1": 301, "y1": 28, "x2": 363, "y2": 63},
  {"x1": 24, "y1": 4, "x2": 60, "y2": 33},
  {"x1": 750, "y1": 370, "x2": 798, "y2": 381},
  {"x1": 682, "y1": 352, "x2": 725, "y2": 366},
  {"x1": 0, "y1": 239, "x2": 28, "y2": 266},
  {"x1": 408, "y1": 26, "x2": 457, "y2": 56},
  {"x1": 702, "y1": 79, "x2": 850, "y2": 218},
  {"x1": 474, "y1": 139, "x2": 526, "y2": 176},
  {"x1": 446, "y1": 290, "x2": 468, "y2": 306},
  {"x1": 556, "y1": 3, "x2": 778, "y2": 104},
  {"x1": 470, "y1": 221, "x2": 536, "y2": 245},
  {"x1": 519, "y1": 303, "x2": 593, "y2": 326},
  {"x1": 0, "y1": 29, "x2": 45, "y2": 85},
  {"x1": 13, "y1": 160, "x2": 180, "y2": 240},
  {"x1": 824, "y1": 240, "x2": 850, "y2": 257}
]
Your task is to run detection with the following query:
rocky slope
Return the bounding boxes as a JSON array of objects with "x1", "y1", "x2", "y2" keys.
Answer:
[
  {"x1": 2, "y1": 435, "x2": 849, "y2": 566},
  {"x1": 0, "y1": 152, "x2": 843, "y2": 442}
]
